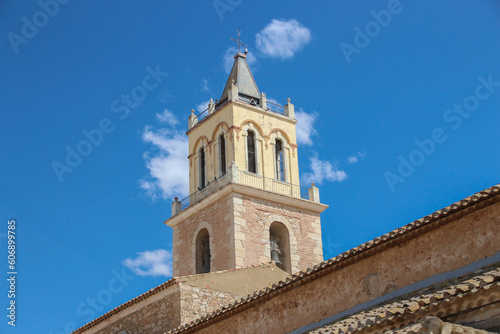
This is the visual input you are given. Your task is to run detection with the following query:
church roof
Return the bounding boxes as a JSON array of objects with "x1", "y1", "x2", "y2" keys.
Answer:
[
  {"x1": 167, "y1": 183, "x2": 500, "y2": 333},
  {"x1": 71, "y1": 263, "x2": 284, "y2": 334},
  {"x1": 385, "y1": 317, "x2": 494, "y2": 334},
  {"x1": 306, "y1": 264, "x2": 500, "y2": 333},
  {"x1": 220, "y1": 53, "x2": 260, "y2": 103}
]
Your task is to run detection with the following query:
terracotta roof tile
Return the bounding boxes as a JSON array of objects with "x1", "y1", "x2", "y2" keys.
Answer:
[{"x1": 307, "y1": 264, "x2": 500, "y2": 334}]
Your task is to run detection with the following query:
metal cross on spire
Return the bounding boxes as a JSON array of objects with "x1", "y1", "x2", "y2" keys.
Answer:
[{"x1": 231, "y1": 28, "x2": 247, "y2": 53}]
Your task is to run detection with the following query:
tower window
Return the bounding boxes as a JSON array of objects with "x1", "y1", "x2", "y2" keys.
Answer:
[
  {"x1": 196, "y1": 229, "x2": 210, "y2": 274},
  {"x1": 219, "y1": 134, "x2": 226, "y2": 176},
  {"x1": 275, "y1": 139, "x2": 284, "y2": 181},
  {"x1": 199, "y1": 147, "x2": 206, "y2": 189},
  {"x1": 247, "y1": 131, "x2": 256, "y2": 173}
]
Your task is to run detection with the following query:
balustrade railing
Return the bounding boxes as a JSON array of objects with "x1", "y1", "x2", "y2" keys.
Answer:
[
  {"x1": 172, "y1": 166, "x2": 315, "y2": 216},
  {"x1": 239, "y1": 171, "x2": 309, "y2": 200},
  {"x1": 178, "y1": 172, "x2": 231, "y2": 211},
  {"x1": 266, "y1": 101, "x2": 286, "y2": 115}
]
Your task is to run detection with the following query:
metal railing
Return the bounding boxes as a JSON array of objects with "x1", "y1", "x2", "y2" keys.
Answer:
[
  {"x1": 172, "y1": 162, "x2": 319, "y2": 216},
  {"x1": 195, "y1": 107, "x2": 209, "y2": 123},
  {"x1": 172, "y1": 166, "x2": 314, "y2": 216},
  {"x1": 266, "y1": 101, "x2": 286, "y2": 115},
  {"x1": 190, "y1": 99, "x2": 288, "y2": 132},
  {"x1": 179, "y1": 172, "x2": 231, "y2": 210},
  {"x1": 239, "y1": 171, "x2": 309, "y2": 200}
]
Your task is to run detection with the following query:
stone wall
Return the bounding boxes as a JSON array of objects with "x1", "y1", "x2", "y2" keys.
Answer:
[
  {"x1": 180, "y1": 285, "x2": 238, "y2": 324},
  {"x1": 77, "y1": 282, "x2": 238, "y2": 334},
  {"x1": 76, "y1": 263, "x2": 290, "y2": 334},
  {"x1": 83, "y1": 284, "x2": 182, "y2": 334},
  {"x1": 190, "y1": 201, "x2": 500, "y2": 334},
  {"x1": 235, "y1": 193, "x2": 323, "y2": 273},
  {"x1": 169, "y1": 185, "x2": 325, "y2": 277},
  {"x1": 171, "y1": 191, "x2": 235, "y2": 276}
]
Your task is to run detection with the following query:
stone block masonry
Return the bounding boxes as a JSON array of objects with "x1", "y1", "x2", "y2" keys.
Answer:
[
  {"x1": 73, "y1": 263, "x2": 289, "y2": 334},
  {"x1": 167, "y1": 183, "x2": 326, "y2": 277}
]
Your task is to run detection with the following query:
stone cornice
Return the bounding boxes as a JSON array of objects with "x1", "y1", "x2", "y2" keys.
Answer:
[{"x1": 165, "y1": 182, "x2": 328, "y2": 228}]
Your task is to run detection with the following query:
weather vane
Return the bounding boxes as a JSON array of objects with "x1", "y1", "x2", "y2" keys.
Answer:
[{"x1": 231, "y1": 28, "x2": 247, "y2": 53}]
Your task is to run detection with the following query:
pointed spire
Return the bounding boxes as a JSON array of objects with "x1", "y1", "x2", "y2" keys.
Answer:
[{"x1": 220, "y1": 52, "x2": 260, "y2": 103}]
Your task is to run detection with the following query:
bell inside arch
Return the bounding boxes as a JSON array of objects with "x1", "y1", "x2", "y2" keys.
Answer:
[{"x1": 270, "y1": 250, "x2": 282, "y2": 265}]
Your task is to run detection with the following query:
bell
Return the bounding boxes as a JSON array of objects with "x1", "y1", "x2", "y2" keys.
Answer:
[
  {"x1": 202, "y1": 255, "x2": 211, "y2": 273},
  {"x1": 270, "y1": 250, "x2": 282, "y2": 265}
]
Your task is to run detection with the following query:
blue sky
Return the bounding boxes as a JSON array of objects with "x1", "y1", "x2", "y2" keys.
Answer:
[{"x1": 1, "y1": 1, "x2": 499, "y2": 332}]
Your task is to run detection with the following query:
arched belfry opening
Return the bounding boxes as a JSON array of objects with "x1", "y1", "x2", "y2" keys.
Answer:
[
  {"x1": 269, "y1": 222, "x2": 291, "y2": 273},
  {"x1": 196, "y1": 229, "x2": 211, "y2": 274}
]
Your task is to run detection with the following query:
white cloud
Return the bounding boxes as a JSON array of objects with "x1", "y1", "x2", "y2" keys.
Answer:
[
  {"x1": 347, "y1": 151, "x2": 367, "y2": 164},
  {"x1": 301, "y1": 154, "x2": 347, "y2": 186},
  {"x1": 140, "y1": 121, "x2": 189, "y2": 200},
  {"x1": 295, "y1": 109, "x2": 317, "y2": 146},
  {"x1": 256, "y1": 19, "x2": 312, "y2": 59},
  {"x1": 156, "y1": 109, "x2": 178, "y2": 126},
  {"x1": 223, "y1": 47, "x2": 257, "y2": 74},
  {"x1": 348, "y1": 156, "x2": 358, "y2": 164},
  {"x1": 267, "y1": 97, "x2": 280, "y2": 105},
  {"x1": 202, "y1": 78, "x2": 211, "y2": 93},
  {"x1": 196, "y1": 100, "x2": 210, "y2": 113},
  {"x1": 123, "y1": 249, "x2": 172, "y2": 277}
]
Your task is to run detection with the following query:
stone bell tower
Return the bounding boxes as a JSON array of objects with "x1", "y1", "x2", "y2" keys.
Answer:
[{"x1": 165, "y1": 50, "x2": 328, "y2": 277}]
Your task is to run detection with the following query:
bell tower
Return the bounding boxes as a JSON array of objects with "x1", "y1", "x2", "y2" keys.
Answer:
[{"x1": 166, "y1": 50, "x2": 328, "y2": 277}]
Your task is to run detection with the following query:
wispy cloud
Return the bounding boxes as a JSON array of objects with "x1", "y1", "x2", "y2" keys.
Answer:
[
  {"x1": 347, "y1": 151, "x2": 367, "y2": 164},
  {"x1": 156, "y1": 109, "x2": 178, "y2": 126},
  {"x1": 223, "y1": 47, "x2": 257, "y2": 74},
  {"x1": 267, "y1": 97, "x2": 280, "y2": 105},
  {"x1": 196, "y1": 100, "x2": 210, "y2": 113},
  {"x1": 295, "y1": 108, "x2": 317, "y2": 146},
  {"x1": 201, "y1": 78, "x2": 211, "y2": 93},
  {"x1": 301, "y1": 154, "x2": 347, "y2": 185},
  {"x1": 123, "y1": 249, "x2": 172, "y2": 277},
  {"x1": 140, "y1": 111, "x2": 189, "y2": 200},
  {"x1": 256, "y1": 19, "x2": 312, "y2": 59}
]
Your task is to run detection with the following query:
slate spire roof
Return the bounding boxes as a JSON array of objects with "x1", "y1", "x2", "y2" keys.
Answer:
[{"x1": 220, "y1": 52, "x2": 260, "y2": 103}]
